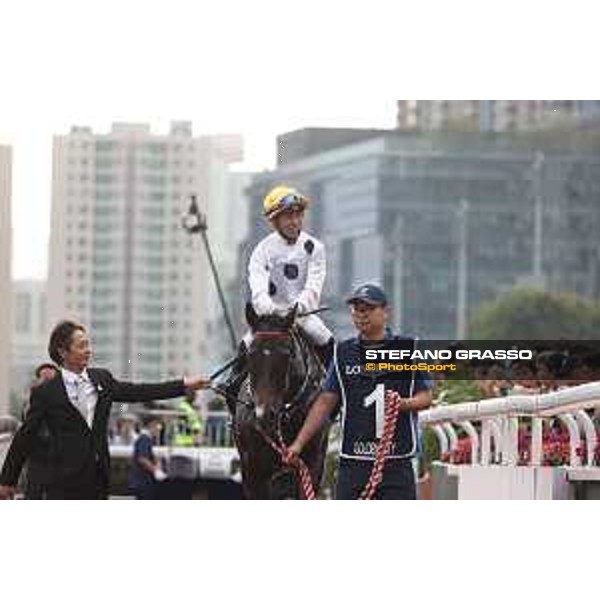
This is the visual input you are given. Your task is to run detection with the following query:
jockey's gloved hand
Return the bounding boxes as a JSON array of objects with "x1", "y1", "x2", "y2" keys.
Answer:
[
  {"x1": 296, "y1": 301, "x2": 310, "y2": 316},
  {"x1": 254, "y1": 294, "x2": 277, "y2": 316},
  {"x1": 297, "y1": 290, "x2": 317, "y2": 315},
  {"x1": 273, "y1": 306, "x2": 291, "y2": 318}
]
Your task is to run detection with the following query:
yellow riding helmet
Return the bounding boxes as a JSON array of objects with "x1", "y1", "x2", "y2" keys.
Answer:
[{"x1": 263, "y1": 185, "x2": 310, "y2": 219}]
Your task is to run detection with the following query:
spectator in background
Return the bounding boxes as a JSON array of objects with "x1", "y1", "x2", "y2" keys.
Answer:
[
  {"x1": 567, "y1": 352, "x2": 600, "y2": 386},
  {"x1": 509, "y1": 361, "x2": 539, "y2": 395},
  {"x1": 473, "y1": 360, "x2": 498, "y2": 398},
  {"x1": 174, "y1": 391, "x2": 204, "y2": 447},
  {"x1": 128, "y1": 414, "x2": 166, "y2": 500},
  {"x1": 112, "y1": 414, "x2": 139, "y2": 445},
  {"x1": 536, "y1": 351, "x2": 572, "y2": 392}
]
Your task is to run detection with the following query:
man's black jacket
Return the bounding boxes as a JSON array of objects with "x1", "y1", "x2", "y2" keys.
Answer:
[{"x1": 0, "y1": 368, "x2": 185, "y2": 499}]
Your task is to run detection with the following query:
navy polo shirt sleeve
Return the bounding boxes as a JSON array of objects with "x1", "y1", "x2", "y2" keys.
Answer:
[
  {"x1": 413, "y1": 370, "x2": 433, "y2": 392},
  {"x1": 322, "y1": 361, "x2": 340, "y2": 394}
]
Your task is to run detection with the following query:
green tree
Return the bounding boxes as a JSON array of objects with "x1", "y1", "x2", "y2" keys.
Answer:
[{"x1": 469, "y1": 286, "x2": 600, "y2": 340}]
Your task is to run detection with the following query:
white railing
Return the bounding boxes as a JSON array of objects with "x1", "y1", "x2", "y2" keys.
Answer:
[
  {"x1": 421, "y1": 381, "x2": 600, "y2": 467},
  {"x1": 109, "y1": 445, "x2": 240, "y2": 481},
  {"x1": 421, "y1": 382, "x2": 600, "y2": 499}
]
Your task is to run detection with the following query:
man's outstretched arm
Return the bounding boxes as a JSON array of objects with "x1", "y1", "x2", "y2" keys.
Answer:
[{"x1": 107, "y1": 372, "x2": 210, "y2": 403}]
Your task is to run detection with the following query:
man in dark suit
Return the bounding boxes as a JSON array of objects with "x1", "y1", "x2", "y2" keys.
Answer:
[{"x1": 0, "y1": 320, "x2": 210, "y2": 500}]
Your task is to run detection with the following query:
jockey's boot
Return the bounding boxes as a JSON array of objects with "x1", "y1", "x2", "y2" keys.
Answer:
[
  {"x1": 315, "y1": 337, "x2": 335, "y2": 369},
  {"x1": 216, "y1": 342, "x2": 248, "y2": 414}
]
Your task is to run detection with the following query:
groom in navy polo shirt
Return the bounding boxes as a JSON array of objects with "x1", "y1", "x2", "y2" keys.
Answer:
[{"x1": 287, "y1": 283, "x2": 433, "y2": 499}]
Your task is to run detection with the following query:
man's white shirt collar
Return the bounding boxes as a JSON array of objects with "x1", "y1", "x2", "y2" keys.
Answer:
[
  {"x1": 61, "y1": 367, "x2": 90, "y2": 384},
  {"x1": 60, "y1": 367, "x2": 97, "y2": 428}
]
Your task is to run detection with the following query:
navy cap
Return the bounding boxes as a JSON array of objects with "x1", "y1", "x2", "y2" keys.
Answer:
[{"x1": 346, "y1": 283, "x2": 388, "y2": 306}]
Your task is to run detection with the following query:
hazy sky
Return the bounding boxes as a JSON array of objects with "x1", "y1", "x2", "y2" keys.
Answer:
[
  {"x1": 1, "y1": 1, "x2": 403, "y2": 280},
  {"x1": 1, "y1": 1, "x2": 595, "y2": 280}
]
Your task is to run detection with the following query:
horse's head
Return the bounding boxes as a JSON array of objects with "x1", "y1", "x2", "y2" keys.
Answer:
[{"x1": 245, "y1": 303, "x2": 301, "y2": 424}]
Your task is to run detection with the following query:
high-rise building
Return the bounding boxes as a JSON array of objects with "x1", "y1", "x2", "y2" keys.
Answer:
[
  {"x1": 245, "y1": 127, "x2": 600, "y2": 339},
  {"x1": 397, "y1": 100, "x2": 600, "y2": 133},
  {"x1": 47, "y1": 122, "x2": 243, "y2": 381},
  {"x1": 0, "y1": 146, "x2": 12, "y2": 416},
  {"x1": 11, "y1": 280, "x2": 48, "y2": 404},
  {"x1": 277, "y1": 127, "x2": 388, "y2": 166}
]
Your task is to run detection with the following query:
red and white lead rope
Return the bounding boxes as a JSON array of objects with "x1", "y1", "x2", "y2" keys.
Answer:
[
  {"x1": 258, "y1": 428, "x2": 317, "y2": 500},
  {"x1": 359, "y1": 392, "x2": 403, "y2": 500},
  {"x1": 259, "y1": 391, "x2": 402, "y2": 501}
]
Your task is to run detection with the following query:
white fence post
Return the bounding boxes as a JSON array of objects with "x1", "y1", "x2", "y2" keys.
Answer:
[
  {"x1": 575, "y1": 410, "x2": 596, "y2": 466},
  {"x1": 443, "y1": 423, "x2": 458, "y2": 454},
  {"x1": 432, "y1": 424, "x2": 449, "y2": 456},
  {"x1": 459, "y1": 420, "x2": 479, "y2": 465},
  {"x1": 531, "y1": 417, "x2": 543, "y2": 466},
  {"x1": 489, "y1": 418, "x2": 503, "y2": 464},
  {"x1": 481, "y1": 420, "x2": 492, "y2": 465},
  {"x1": 557, "y1": 414, "x2": 582, "y2": 467}
]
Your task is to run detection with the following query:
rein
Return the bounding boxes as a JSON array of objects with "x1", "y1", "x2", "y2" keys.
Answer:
[{"x1": 256, "y1": 425, "x2": 317, "y2": 500}]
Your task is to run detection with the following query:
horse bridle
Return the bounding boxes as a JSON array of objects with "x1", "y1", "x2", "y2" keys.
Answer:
[
  {"x1": 249, "y1": 328, "x2": 313, "y2": 416},
  {"x1": 247, "y1": 326, "x2": 321, "y2": 476}
]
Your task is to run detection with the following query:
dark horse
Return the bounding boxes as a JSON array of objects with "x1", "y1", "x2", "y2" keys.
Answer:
[{"x1": 232, "y1": 304, "x2": 329, "y2": 499}]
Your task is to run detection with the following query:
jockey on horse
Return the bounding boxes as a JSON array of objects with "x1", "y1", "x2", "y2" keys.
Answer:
[{"x1": 217, "y1": 185, "x2": 334, "y2": 411}]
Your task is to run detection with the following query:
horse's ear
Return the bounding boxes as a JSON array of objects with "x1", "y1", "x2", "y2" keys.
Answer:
[
  {"x1": 246, "y1": 302, "x2": 258, "y2": 329},
  {"x1": 285, "y1": 303, "x2": 298, "y2": 328}
]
